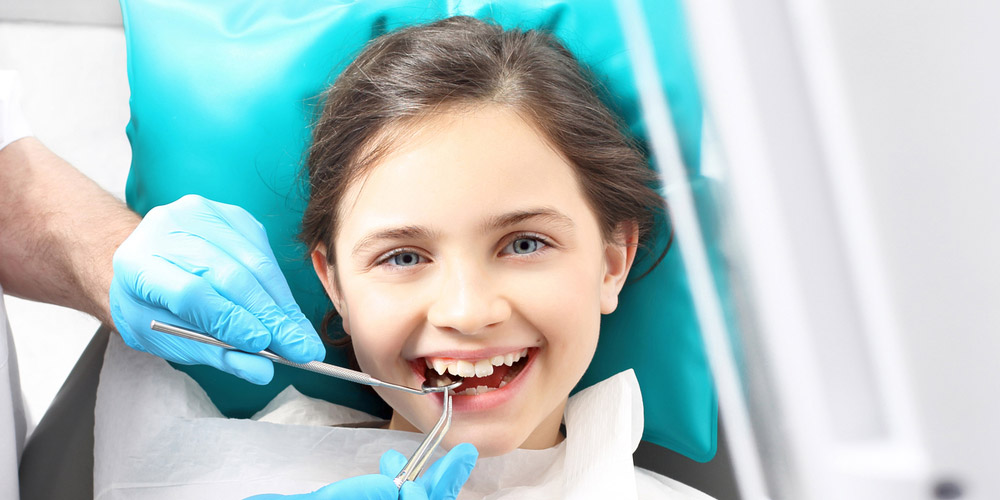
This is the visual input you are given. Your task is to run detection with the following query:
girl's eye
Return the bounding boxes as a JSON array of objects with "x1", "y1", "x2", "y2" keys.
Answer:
[
  {"x1": 384, "y1": 251, "x2": 423, "y2": 267},
  {"x1": 503, "y1": 236, "x2": 546, "y2": 255}
]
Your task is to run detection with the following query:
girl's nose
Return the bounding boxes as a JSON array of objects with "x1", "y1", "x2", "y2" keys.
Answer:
[{"x1": 426, "y1": 261, "x2": 511, "y2": 335}]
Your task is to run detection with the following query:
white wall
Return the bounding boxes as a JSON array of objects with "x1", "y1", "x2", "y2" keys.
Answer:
[
  {"x1": 0, "y1": 0, "x2": 121, "y2": 26},
  {"x1": 0, "y1": 20, "x2": 131, "y2": 436}
]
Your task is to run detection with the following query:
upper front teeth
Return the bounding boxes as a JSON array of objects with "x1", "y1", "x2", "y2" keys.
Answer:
[{"x1": 425, "y1": 348, "x2": 529, "y2": 378}]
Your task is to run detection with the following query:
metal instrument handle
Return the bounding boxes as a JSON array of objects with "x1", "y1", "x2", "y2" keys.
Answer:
[{"x1": 149, "y1": 320, "x2": 426, "y2": 395}]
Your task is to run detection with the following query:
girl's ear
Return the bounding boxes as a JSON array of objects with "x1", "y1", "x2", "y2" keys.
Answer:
[
  {"x1": 310, "y1": 244, "x2": 350, "y2": 333},
  {"x1": 600, "y1": 221, "x2": 640, "y2": 314}
]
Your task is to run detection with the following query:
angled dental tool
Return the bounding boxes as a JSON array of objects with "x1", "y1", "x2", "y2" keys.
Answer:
[
  {"x1": 393, "y1": 387, "x2": 454, "y2": 488},
  {"x1": 149, "y1": 320, "x2": 460, "y2": 395},
  {"x1": 150, "y1": 320, "x2": 461, "y2": 490}
]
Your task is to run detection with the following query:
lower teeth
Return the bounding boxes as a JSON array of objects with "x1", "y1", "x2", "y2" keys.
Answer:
[{"x1": 457, "y1": 381, "x2": 507, "y2": 396}]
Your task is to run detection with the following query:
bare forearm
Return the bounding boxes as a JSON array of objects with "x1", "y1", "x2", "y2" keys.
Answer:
[{"x1": 0, "y1": 137, "x2": 140, "y2": 324}]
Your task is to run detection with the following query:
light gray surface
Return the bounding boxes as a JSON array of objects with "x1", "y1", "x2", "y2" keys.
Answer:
[
  {"x1": 687, "y1": 0, "x2": 1000, "y2": 498},
  {"x1": 825, "y1": 1, "x2": 1000, "y2": 497},
  {"x1": 0, "y1": 20, "x2": 130, "y2": 437},
  {"x1": 0, "y1": 0, "x2": 121, "y2": 27},
  {"x1": 19, "y1": 327, "x2": 109, "y2": 500}
]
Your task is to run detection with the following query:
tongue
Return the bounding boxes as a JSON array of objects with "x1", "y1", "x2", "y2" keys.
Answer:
[{"x1": 454, "y1": 363, "x2": 511, "y2": 392}]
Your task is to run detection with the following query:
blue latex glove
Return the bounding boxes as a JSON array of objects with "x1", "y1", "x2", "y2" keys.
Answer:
[
  {"x1": 245, "y1": 444, "x2": 478, "y2": 500},
  {"x1": 245, "y1": 475, "x2": 420, "y2": 500},
  {"x1": 109, "y1": 194, "x2": 325, "y2": 384},
  {"x1": 379, "y1": 443, "x2": 478, "y2": 500}
]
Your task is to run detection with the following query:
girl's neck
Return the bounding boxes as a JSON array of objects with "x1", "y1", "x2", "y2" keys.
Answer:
[{"x1": 386, "y1": 400, "x2": 567, "y2": 451}]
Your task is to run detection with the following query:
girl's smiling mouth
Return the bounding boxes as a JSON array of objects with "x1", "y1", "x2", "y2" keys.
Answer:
[{"x1": 409, "y1": 347, "x2": 539, "y2": 410}]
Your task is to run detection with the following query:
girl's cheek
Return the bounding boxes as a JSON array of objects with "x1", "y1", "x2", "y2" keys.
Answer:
[
  {"x1": 352, "y1": 289, "x2": 420, "y2": 349},
  {"x1": 523, "y1": 262, "x2": 602, "y2": 307}
]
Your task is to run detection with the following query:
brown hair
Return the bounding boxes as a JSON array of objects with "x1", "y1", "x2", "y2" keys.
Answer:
[{"x1": 301, "y1": 16, "x2": 667, "y2": 342}]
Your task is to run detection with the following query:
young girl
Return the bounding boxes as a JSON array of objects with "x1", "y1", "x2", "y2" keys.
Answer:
[
  {"x1": 94, "y1": 15, "x2": 714, "y2": 500},
  {"x1": 300, "y1": 15, "x2": 712, "y2": 498}
]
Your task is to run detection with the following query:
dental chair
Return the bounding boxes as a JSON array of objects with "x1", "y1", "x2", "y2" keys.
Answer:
[{"x1": 19, "y1": 1, "x2": 740, "y2": 498}]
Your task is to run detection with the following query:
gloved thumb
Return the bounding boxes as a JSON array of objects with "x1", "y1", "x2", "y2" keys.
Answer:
[
  {"x1": 245, "y1": 474, "x2": 400, "y2": 499},
  {"x1": 306, "y1": 475, "x2": 400, "y2": 499},
  {"x1": 379, "y1": 448, "x2": 408, "y2": 477},
  {"x1": 399, "y1": 481, "x2": 430, "y2": 500},
  {"x1": 417, "y1": 443, "x2": 478, "y2": 500}
]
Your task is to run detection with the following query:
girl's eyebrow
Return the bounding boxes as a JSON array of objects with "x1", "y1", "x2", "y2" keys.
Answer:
[
  {"x1": 482, "y1": 208, "x2": 576, "y2": 234},
  {"x1": 352, "y1": 226, "x2": 438, "y2": 257},
  {"x1": 351, "y1": 208, "x2": 575, "y2": 257}
]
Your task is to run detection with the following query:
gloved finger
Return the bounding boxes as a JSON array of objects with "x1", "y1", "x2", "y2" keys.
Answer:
[
  {"x1": 379, "y1": 448, "x2": 408, "y2": 477},
  {"x1": 415, "y1": 443, "x2": 478, "y2": 500},
  {"x1": 121, "y1": 255, "x2": 273, "y2": 353},
  {"x1": 399, "y1": 481, "x2": 430, "y2": 500},
  {"x1": 220, "y1": 349, "x2": 275, "y2": 385},
  {"x1": 156, "y1": 316, "x2": 275, "y2": 385},
  {"x1": 194, "y1": 199, "x2": 323, "y2": 360},
  {"x1": 157, "y1": 233, "x2": 323, "y2": 363},
  {"x1": 303, "y1": 474, "x2": 400, "y2": 500},
  {"x1": 113, "y1": 293, "x2": 275, "y2": 384}
]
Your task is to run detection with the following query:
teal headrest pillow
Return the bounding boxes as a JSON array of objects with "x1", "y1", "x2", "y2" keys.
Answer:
[{"x1": 120, "y1": 0, "x2": 716, "y2": 462}]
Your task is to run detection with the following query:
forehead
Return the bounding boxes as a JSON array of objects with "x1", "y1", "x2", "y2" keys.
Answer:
[{"x1": 335, "y1": 106, "x2": 593, "y2": 238}]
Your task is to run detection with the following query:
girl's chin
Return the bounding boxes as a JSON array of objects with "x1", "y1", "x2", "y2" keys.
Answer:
[
  {"x1": 441, "y1": 429, "x2": 526, "y2": 458},
  {"x1": 389, "y1": 410, "x2": 536, "y2": 457},
  {"x1": 441, "y1": 422, "x2": 564, "y2": 458}
]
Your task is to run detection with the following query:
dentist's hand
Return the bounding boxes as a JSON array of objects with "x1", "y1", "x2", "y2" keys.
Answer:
[
  {"x1": 244, "y1": 444, "x2": 478, "y2": 500},
  {"x1": 379, "y1": 443, "x2": 478, "y2": 500},
  {"x1": 244, "y1": 475, "x2": 413, "y2": 500},
  {"x1": 109, "y1": 194, "x2": 325, "y2": 384}
]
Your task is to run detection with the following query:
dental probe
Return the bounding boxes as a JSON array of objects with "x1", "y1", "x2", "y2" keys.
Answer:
[
  {"x1": 394, "y1": 387, "x2": 453, "y2": 488},
  {"x1": 150, "y1": 320, "x2": 459, "y2": 395}
]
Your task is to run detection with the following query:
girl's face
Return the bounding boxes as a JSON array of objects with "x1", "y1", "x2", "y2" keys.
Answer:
[{"x1": 312, "y1": 105, "x2": 636, "y2": 457}]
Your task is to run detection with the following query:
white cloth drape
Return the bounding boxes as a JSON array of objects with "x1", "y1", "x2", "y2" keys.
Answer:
[
  {"x1": 0, "y1": 286, "x2": 28, "y2": 500},
  {"x1": 95, "y1": 332, "x2": 713, "y2": 499}
]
